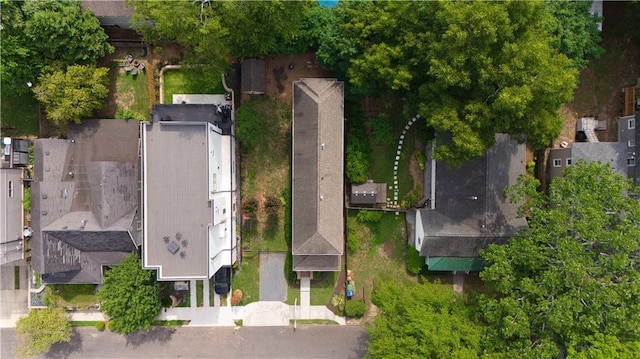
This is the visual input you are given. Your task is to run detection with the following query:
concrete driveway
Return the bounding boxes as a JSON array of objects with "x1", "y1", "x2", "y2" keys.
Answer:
[
  {"x1": 0, "y1": 260, "x2": 29, "y2": 328},
  {"x1": 259, "y1": 252, "x2": 287, "y2": 302}
]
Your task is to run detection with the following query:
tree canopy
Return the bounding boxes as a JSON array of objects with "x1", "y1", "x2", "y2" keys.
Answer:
[
  {"x1": 336, "y1": 1, "x2": 578, "y2": 165},
  {"x1": 0, "y1": 0, "x2": 113, "y2": 95},
  {"x1": 480, "y1": 161, "x2": 640, "y2": 357},
  {"x1": 33, "y1": 65, "x2": 110, "y2": 126},
  {"x1": 366, "y1": 280, "x2": 482, "y2": 359},
  {"x1": 98, "y1": 254, "x2": 161, "y2": 335},
  {"x1": 15, "y1": 308, "x2": 72, "y2": 357}
]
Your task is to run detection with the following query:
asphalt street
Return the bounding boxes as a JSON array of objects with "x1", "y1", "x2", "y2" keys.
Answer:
[{"x1": 1, "y1": 325, "x2": 367, "y2": 359}]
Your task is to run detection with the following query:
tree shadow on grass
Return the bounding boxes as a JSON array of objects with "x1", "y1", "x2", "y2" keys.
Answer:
[
  {"x1": 46, "y1": 328, "x2": 83, "y2": 359},
  {"x1": 125, "y1": 327, "x2": 176, "y2": 348}
]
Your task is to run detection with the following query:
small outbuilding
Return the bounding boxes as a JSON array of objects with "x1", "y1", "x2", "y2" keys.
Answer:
[
  {"x1": 350, "y1": 180, "x2": 387, "y2": 207},
  {"x1": 241, "y1": 59, "x2": 266, "y2": 95}
]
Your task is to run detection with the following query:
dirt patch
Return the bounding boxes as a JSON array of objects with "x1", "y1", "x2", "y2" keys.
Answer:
[
  {"x1": 558, "y1": 2, "x2": 640, "y2": 147},
  {"x1": 263, "y1": 52, "x2": 333, "y2": 104}
]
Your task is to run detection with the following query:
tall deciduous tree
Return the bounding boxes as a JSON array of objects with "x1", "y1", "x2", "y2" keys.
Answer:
[
  {"x1": 1, "y1": 0, "x2": 113, "y2": 96},
  {"x1": 341, "y1": 1, "x2": 578, "y2": 165},
  {"x1": 480, "y1": 161, "x2": 640, "y2": 357},
  {"x1": 98, "y1": 254, "x2": 161, "y2": 335},
  {"x1": 366, "y1": 280, "x2": 482, "y2": 359},
  {"x1": 33, "y1": 65, "x2": 109, "y2": 125},
  {"x1": 15, "y1": 308, "x2": 72, "y2": 357}
]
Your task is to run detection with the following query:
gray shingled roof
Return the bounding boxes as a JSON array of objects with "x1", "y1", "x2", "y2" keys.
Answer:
[
  {"x1": 419, "y1": 134, "x2": 527, "y2": 258},
  {"x1": 571, "y1": 142, "x2": 628, "y2": 178},
  {"x1": 292, "y1": 78, "x2": 344, "y2": 272},
  {"x1": 31, "y1": 120, "x2": 140, "y2": 283},
  {"x1": 241, "y1": 59, "x2": 266, "y2": 94},
  {"x1": 80, "y1": 0, "x2": 134, "y2": 18}
]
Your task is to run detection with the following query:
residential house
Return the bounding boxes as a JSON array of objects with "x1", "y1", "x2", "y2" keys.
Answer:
[
  {"x1": 80, "y1": 1, "x2": 134, "y2": 29},
  {"x1": 1, "y1": 168, "x2": 24, "y2": 265},
  {"x1": 549, "y1": 114, "x2": 638, "y2": 182},
  {"x1": 292, "y1": 78, "x2": 344, "y2": 275},
  {"x1": 30, "y1": 120, "x2": 141, "y2": 284},
  {"x1": 412, "y1": 134, "x2": 528, "y2": 272},
  {"x1": 141, "y1": 104, "x2": 237, "y2": 281},
  {"x1": 350, "y1": 181, "x2": 387, "y2": 207}
]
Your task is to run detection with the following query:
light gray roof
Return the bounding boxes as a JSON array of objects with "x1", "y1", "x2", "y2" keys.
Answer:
[
  {"x1": 292, "y1": 78, "x2": 344, "y2": 271},
  {"x1": 420, "y1": 134, "x2": 527, "y2": 258},
  {"x1": 31, "y1": 120, "x2": 140, "y2": 283},
  {"x1": 1, "y1": 168, "x2": 24, "y2": 264},
  {"x1": 80, "y1": 0, "x2": 134, "y2": 18},
  {"x1": 351, "y1": 182, "x2": 386, "y2": 205},
  {"x1": 142, "y1": 122, "x2": 211, "y2": 279},
  {"x1": 571, "y1": 142, "x2": 628, "y2": 178}
]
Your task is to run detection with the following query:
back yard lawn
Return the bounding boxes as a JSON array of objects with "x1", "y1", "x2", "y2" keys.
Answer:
[
  {"x1": 1, "y1": 91, "x2": 40, "y2": 136},
  {"x1": 162, "y1": 68, "x2": 225, "y2": 104},
  {"x1": 98, "y1": 62, "x2": 151, "y2": 120}
]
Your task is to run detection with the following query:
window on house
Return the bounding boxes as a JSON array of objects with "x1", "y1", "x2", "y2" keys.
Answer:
[
  {"x1": 8, "y1": 181, "x2": 14, "y2": 198},
  {"x1": 566, "y1": 158, "x2": 573, "y2": 166},
  {"x1": 629, "y1": 140, "x2": 636, "y2": 147},
  {"x1": 630, "y1": 119, "x2": 636, "y2": 129},
  {"x1": 628, "y1": 157, "x2": 636, "y2": 166},
  {"x1": 553, "y1": 159, "x2": 562, "y2": 167},
  {"x1": 137, "y1": 220, "x2": 142, "y2": 231}
]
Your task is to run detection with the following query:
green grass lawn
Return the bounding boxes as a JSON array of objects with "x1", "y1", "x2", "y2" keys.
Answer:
[
  {"x1": 115, "y1": 68, "x2": 150, "y2": 118},
  {"x1": 196, "y1": 280, "x2": 204, "y2": 307},
  {"x1": 0, "y1": 91, "x2": 39, "y2": 136},
  {"x1": 232, "y1": 253, "x2": 260, "y2": 305},
  {"x1": 346, "y1": 211, "x2": 417, "y2": 305},
  {"x1": 162, "y1": 68, "x2": 225, "y2": 104},
  {"x1": 47, "y1": 284, "x2": 99, "y2": 308}
]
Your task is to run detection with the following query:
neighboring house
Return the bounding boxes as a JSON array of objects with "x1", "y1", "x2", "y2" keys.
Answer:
[
  {"x1": 350, "y1": 181, "x2": 387, "y2": 207},
  {"x1": 292, "y1": 78, "x2": 344, "y2": 275},
  {"x1": 549, "y1": 114, "x2": 638, "y2": 182},
  {"x1": 412, "y1": 134, "x2": 528, "y2": 272},
  {"x1": 141, "y1": 104, "x2": 237, "y2": 281},
  {"x1": 2, "y1": 137, "x2": 30, "y2": 169},
  {"x1": 241, "y1": 59, "x2": 266, "y2": 95},
  {"x1": 80, "y1": 0, "x2": 134, "y2": 29},
  {"x1": 1, "y1": 168, "x2": 24, "y2": 265},
  {"x1": 31, "y1": 120, "x2": 141, "y2": 284}
]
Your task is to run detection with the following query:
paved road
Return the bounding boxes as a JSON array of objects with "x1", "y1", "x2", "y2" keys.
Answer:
[{"x1": 1, "y1": 325, "x2": 367, "y2": 359}]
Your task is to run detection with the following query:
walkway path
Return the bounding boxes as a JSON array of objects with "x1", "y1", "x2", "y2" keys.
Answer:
[
  {"x1": 259, "y1": 252, "x2": 287, "y2": 302},
  {"x1": 392, "y1": 115, "x2": 421, "y2": 207}
]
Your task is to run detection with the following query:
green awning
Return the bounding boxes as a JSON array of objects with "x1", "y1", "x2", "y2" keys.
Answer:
[{"x1": 427, "y1": 257, "x2": 485, "y2": 272}]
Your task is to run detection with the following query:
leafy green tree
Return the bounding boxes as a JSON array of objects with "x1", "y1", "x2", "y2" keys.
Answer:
[
  {"x1": 0, "y1": 0, "x2": 34, "y2": 95},
  {"x1": 341, "y1": 1, "x2": 577, "y2": 165},
  {"x1": 33, "y1": 65, "x2": 109, "y2": 125},
  {"x1": 98, "y1": 254, "x2": 161, "y2": 335},
  {"x1": 366, "y1": 280, "x2": 482, "y2": 359},
  {"x1": 545, "y1": 0, "x2": 603, "y2": 69},
  {"x1": 15, "y1": 308, "x2": 72, "y2": 357},
  {"x1": 480, "y1": 161, "x2": 640, "y2": 357}
]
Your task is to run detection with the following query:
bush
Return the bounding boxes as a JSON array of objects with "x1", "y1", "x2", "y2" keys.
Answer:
[
  {"x1": 264, "y1": 196, "x2": 280, "y2": 215},
  {"x1": 115, "y1": 108, "x2": 145, "y2": 121},
  {"x1": 241, "y1": 197, "x2": 258, "y2": 215},
  {"x1": 406, "y1": 246, "x2": 424, "y2": 275},
  {"x1": 107, "y1": 321, "x2": 116, "y2": 332},
  {"x1": 346, "y1": 130, "x2": 370, "y2": 184},
  {"x1": 356, "y1": 210, "x2": 383, "y2": 223},
  {"x1": 345, "y1": 300, "x2": 367, "y2": 318},
  {"x1": 95, "y1": 321, "x2": 105, "y2": 331},
  {"x1": 161, "y1": 296, "x2": 172, "y2": 308},
  {"x1": 369, "y1": 115, "x2": 395, "y2": 146},
  {"x1": 414, "y1": 150, "x2": 426, "y2": 171},
  {"x1": 236, "y1": 102, "x2": 262, "y2": 148}
]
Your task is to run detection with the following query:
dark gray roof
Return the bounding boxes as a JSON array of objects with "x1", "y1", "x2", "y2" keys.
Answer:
[
  {"x1": 31, "y1": 120, "x2": 140, "y2": 283},
  {"x1": 351, "y1": 182, "x2": 386, "y2": 206},
  {"x1": 419, "y1": 134, "x2": 527, "y2": 258},
  {"x1": 241, "y1": 59, "x2": 266, "y2": 94},
  {"x1": 152, "y1": 104, "x2": 232, "y2": 135},
  {"x1": 292, "y1": 78, "x2": 344, "y2": 272}
]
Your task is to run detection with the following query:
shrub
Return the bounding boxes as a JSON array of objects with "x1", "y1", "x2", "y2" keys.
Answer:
[
  {"x1": 346, "y1": 130, "x2": 370, "y2": 184},
  {"x1": 161, "y1": 296, "x2": 172, "y2": 308},
  {"x1": 264, "y1": 196, "x2": 280, "y2": 215},
  {"x1": 406, "y1": 246, "x2": 424, "y2": 275},
  {"x1": 154, "y1": 46, "x2": 164, "y2": 56},
  {"x1": 236, "y1": 102, "x2": 262, "y2": 148},
  {"x1": 95, "y1": 321, "x2": 105, "y2": 331},
  {"x1": 356, "y1": 210, "x2": 383, "y2": 223},
  {"x1": 107, "y1": 321, "x2": 116, "y2": 332},
  {"x1": 345, "y1": 300, "x2": 367, "y2": 318},
  {"x1": 115, "y1": 108, "x2": 145, "y2": 121},
  {"x1": 369, "y1": 115, "x2": 395, "y2": 146},
  {"x1": 414, "y1": 150, "x2": 426, "y2": 171},
  {"x1": 241, "y1": 197, "x2": 258, "y2": 215}
]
